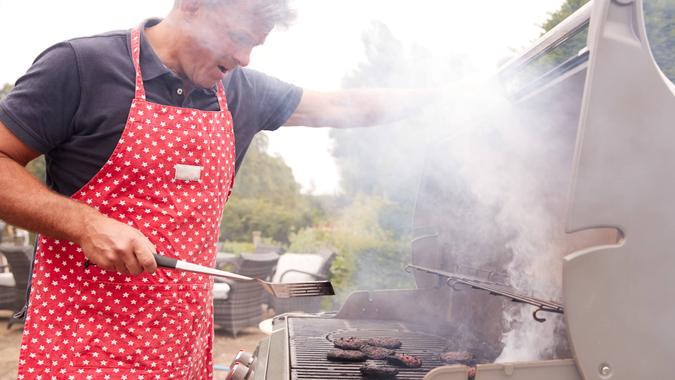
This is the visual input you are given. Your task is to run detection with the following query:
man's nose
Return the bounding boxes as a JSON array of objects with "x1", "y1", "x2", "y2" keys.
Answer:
[{"x1": 234, "y1": 49, "x2": 252, "y2": 67}]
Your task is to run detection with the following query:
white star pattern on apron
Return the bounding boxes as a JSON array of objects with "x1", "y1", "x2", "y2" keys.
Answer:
[{"x1": 17, "y1": 26, "x2": 236, "y2": 379}]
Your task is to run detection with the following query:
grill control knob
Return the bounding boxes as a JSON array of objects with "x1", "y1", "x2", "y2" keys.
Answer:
[
  {"x1": 226, "y1": 362, "x2": 250, "y2": 380},
  {"x1": 231, "y1": 350, "x2": 255, "y2": 367}
]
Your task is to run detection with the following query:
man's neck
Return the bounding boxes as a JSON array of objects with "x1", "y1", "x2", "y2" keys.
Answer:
[{"x1": 144, "y1": 19, "x2": 184, "y2": 79}]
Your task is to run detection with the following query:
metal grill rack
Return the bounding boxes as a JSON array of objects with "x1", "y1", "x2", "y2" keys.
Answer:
[
  {"x1": 289, "y1": 318, "x2": 461, "y2": 380},
  {"x1": 406, "y1": 264, "x2": 564, "y2": 322}
]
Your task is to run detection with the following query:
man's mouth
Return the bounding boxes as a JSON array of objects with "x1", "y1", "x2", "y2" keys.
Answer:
[{"x1": 218, "y1": 65, "x2": 227, "y2": 74}]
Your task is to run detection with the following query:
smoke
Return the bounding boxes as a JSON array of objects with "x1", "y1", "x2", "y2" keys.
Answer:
[
  {"x1": 337, "y1": 17, "x2": 580, "y2": 361},
  {"x1": 448, "y1": 91, "x2": 573, "y2": 362}
]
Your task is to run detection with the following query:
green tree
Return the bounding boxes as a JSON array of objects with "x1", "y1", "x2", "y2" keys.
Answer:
[
  {"x1": 644, "y1": 0, "x2": 675, "y2": 80},
  {"x1": 0, "y1": 83, "x2": 12, "y2": 98},
  {"x1": 25, "y1": 157, "x2": 46, "y2": 182},
  {"x1": 542, "y1": 0, "x2": 591, "y2": 33},
  {"x1": 289, "y1": 195, "x2": 414, "y2": 299},
  {"x1": 219, "y1": 133, "x2": 321, "y2": 244}
]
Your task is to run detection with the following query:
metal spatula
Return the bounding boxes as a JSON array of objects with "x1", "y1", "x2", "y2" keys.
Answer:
[{"x1": 154, "y1": 254, "x2": 335, "y2": 298}]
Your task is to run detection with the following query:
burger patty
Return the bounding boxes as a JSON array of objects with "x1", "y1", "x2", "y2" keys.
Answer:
[
  {"x1": 439, "y1": 351, "x2": 475, "y2": 365},
  {"x1": 386, "y1": 353, "x2": 423, "y2": 368},
  {"x1": 360, "y1": 345, "x2": 395, "y2": 359},
  {"x1": 360, "y1": 363, "x2": 399, "y2": 378},
  {"x1": 333, "y1": 337, "x2": 369, "y2": 350},
  {"x1": 367, "y1": 337, "x2": 402, "y2": 349},
  {"x1": 326, "y1": 348, "x2": 368, "y2": 362}
]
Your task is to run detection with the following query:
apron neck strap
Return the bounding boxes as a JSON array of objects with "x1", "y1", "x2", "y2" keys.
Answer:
[
  {"x1": 130, "y1": 27, "x2": 146, "y2": 101},
  {"x1": 215, "y1": 81, "x2": 228, "y2": 111},
  {"x1": 130, "y1": 26, "x2": 229, "y2": 111}
]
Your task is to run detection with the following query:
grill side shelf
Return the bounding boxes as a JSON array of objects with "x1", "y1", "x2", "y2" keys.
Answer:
[{"x1": 405, "y1": 264, "x2": 564, "y2": 323}]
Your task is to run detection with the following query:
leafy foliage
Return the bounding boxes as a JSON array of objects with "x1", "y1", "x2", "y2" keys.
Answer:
[
  {"x1": 217, "y1": 241, "x2": 255, "y2": 255},
  {"x1": 219, "y1": 133, "x2": 321, "y2": 244},
  {"x1": 644, "y1": 0, "x2": 675, "y2": 81},
  {"x1": 0, "y1": 83, "x2": 12, "y2": 98},
  {"x1": 26, "y1": 156, "x2": 46, "y2": 182},
  {"x1": 288, "y1": 226, "x2": 334, "y2": 253},
  {"x1": 542, "y1": 0, "x2": 591, "y2": 33},
  {"x1": 289, "y1": 196, "x2": 414, "y2": 301}
]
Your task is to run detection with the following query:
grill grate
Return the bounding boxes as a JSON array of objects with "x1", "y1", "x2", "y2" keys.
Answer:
[{"x1": 288, "y1": 318, "x2": 462, "y2": 380}]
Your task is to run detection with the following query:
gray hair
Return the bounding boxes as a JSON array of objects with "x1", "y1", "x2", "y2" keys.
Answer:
[{"x1": 175, "y1": 0, "x2": 296, "y2": 29}]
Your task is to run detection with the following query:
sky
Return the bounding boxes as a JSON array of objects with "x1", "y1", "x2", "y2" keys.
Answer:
[{"x1": 0, "y1": 0, "x2": 565, "y2": 194}]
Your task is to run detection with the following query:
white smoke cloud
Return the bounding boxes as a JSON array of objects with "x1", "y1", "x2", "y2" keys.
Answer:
[{"x1": 438, "y1": 84, "x2": 573, "y2": 362}]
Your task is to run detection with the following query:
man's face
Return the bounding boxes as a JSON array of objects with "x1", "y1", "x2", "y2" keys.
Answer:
[{"x1": 180, "y1": 1, "x2": 272, "y2": 88}]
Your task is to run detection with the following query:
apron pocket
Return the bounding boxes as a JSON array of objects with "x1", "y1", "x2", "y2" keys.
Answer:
[{"x1": 179, "y1": 286, "x2": 213, "y2": 361}]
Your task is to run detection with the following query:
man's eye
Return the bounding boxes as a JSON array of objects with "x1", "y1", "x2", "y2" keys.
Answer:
[{"x1": 229, "y1": 33, "x2": 250, "y2": 46}]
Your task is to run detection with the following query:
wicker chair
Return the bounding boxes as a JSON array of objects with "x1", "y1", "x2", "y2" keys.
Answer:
[
  {"x1": 0, "y1": 243, "x2": 33, "y2": 327},
  {"x1": 213, "y1": 252, "x2": 279, "y2": 337},
  {"x1": 270, "y1": 249, "x2": 336, "y2": 315}
]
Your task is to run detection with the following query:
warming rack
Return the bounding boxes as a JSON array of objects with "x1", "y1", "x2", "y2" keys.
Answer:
[{"x1": 405, "y1": 264, "x2": 564, "y2": 322}]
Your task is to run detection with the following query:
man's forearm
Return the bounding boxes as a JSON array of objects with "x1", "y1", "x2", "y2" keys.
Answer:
[
  {"x1": 0, "y1": 153, "x2": 99, "y2": 244},
  {"x1": 285, "y1": 88, "x2": 431, "y2": 128}
]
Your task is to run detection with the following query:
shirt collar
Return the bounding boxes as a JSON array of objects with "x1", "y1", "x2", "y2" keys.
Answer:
[
  {"x1": 133, "y1": 18, "x2": 174, "y2": 82},
  {"x1": 132, "y1": 18, "x2": 222, "y2": 93}
]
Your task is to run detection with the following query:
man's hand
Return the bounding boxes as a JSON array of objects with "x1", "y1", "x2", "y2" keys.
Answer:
[{"x1": 78, "y1": 214, "x2": 157, "y2": 275}]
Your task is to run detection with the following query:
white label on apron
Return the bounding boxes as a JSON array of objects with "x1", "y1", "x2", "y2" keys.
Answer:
[{"x1": 174, "y1": 164, "x2": 202, "y2": 181}]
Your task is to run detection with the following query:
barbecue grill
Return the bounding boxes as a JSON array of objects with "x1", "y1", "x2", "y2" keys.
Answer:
[{"x1": 227, "y1": 1, "x2": 675, "y2": 379}]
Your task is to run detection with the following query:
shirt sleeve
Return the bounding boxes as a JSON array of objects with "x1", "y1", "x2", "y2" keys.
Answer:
[
  {"x1": 0, "y1": 42, "x2": 81, "y2": 153},
  {"x1": 233, "y1": 68, "x2": 303, "y2": 132}
]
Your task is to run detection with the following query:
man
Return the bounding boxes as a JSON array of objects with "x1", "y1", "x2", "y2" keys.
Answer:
[{"x1": 0, "y1": 0, "x2": 417, "y2": 378}]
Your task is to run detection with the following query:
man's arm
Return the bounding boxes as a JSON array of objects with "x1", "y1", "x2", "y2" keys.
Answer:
[
  {"x1": 0, "y1": 122, "x2": 156, "y2": 275},
  {"x1": 284, "y1": 88, "x2": 425, "y2": 128}
]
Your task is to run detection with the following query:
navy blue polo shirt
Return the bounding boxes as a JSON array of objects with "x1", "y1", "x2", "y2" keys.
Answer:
[{"x1": 0, "y1": 19, "x2": 303, "y2": 197}]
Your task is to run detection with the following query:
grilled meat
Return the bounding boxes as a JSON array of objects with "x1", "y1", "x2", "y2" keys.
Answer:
[
  {"x1": 439, "y1": 351, "x2": 475, "y2": 365},
  {"x1": 360, "y1": 345, "x2": 395, "y2": 359},
  {"x1": 360, "y1": 363, "x2": 399, "y2": 378},
  {"x1": 367, "y1": 337, "x2": 402, "y2": 349},
  {"x1": 386, "y1": 353, "x2": 423, "y2": 368},
  {"x1": 326, "y1": 348, "x2": 367, "y2": 362},
  {"x1": 333, "y1": 337, "x2": 369, "y2": 350},
  {"x1": 440, "y1": 352, "x2": 478, "y2": 379}
]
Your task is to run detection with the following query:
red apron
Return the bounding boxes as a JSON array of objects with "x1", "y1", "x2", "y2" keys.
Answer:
[{"x1": 17, "y1": 27, "x2": 235, "y2": 379}]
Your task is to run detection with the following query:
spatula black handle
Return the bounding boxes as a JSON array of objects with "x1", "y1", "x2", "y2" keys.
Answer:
[{"x1": 154, "y1": 253, "x2": 178, "y2": 269}]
